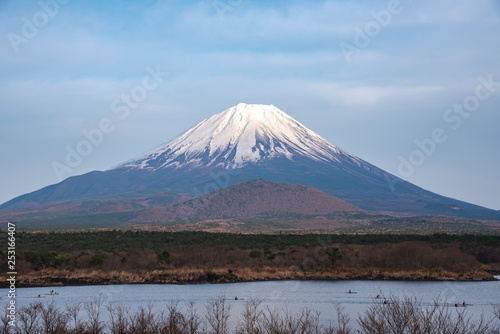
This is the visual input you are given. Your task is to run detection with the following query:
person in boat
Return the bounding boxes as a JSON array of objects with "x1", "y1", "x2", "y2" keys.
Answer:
[
  {"x1": 383, "y1": 299, "x2": 388, "y2": 304},
  {"x1": 349, "y1": 290, "x2": 351, "y2": 294},
  {"x1": 463, "y1": 301, "x2": 466, "y2": 307},
  {"x1": 455, "y1": 303, "x2": 458, "y2": 307},
  {"x1": 235, "y1": 296, "x2": 238, "y2": 300},
  {"x1": 38, "y1": 294, "x2": 41, "y2": 298},
  {"x1": 376, "y1": 294, "x2": 380, "y2": 298}
]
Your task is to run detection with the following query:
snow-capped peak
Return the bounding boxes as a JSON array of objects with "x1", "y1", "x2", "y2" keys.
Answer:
[{"x1": 117, "y1": 103, "x2": 362, "y2": 170}]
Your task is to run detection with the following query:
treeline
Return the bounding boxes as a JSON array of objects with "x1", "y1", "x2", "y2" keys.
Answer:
[
  {"x1": 2, "y1": 296, "x2": 500, "y2": 334},
  {"x1": 0, "y1": 231, "x2": 499, "y2": 284},
  {"x1": 1, "y1": 241, "x2": 489, "y2": 275},
  {"x1": 3, "y1": 230, "x2": 500, "y2": 253}
]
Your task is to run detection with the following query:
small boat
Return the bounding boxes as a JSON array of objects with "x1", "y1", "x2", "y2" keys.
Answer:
[
  {"x1": 346, "y1": 291, "x2": 357, "y2": 294},
  {"x1": 45, "y1": 291, "x2": 59, "y2": 295},
  {"x1": 34, "y1": 295, "x2": 46, "y2": 299},
  {"x1": 447, "y1": 304, "x2": 473, "y2": 307}
]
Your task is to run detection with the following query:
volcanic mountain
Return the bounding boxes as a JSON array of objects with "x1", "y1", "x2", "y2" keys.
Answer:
[
  {"x1": 1, "y1": 103, "x2": 498, "y2": 220},
  {"x1": 129, "y1": 179, "x2": 363, "y2": 222},
  {"x1": 117, "y1": 103, "x2": 362, "y2": 170}
]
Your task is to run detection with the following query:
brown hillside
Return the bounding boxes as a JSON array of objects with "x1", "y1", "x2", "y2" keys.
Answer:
[{"x1": 130, "y1": 179, "x2": 363, "y2": 222}]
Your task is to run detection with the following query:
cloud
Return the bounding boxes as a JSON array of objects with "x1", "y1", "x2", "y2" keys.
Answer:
[{"x1": 305, "y1": 82, "x2": 446, "y2": 110}]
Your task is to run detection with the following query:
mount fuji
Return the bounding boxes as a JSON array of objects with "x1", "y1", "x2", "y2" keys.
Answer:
[
  {"x1": 1, "y1": 103, "x2": 498, "y2": 220},
  {"x1": 117, "y1": 103, "x2": 364, "y2": 171}
]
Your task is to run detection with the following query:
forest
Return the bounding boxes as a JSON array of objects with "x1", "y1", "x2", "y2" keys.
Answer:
[{"x1": 1, "y1": 231, "x2": 499, "y2": 286}]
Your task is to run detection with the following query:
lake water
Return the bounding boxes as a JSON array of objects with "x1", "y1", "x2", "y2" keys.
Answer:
[{"x1": 2, "y1": 278, "x2": 500, "y2": 330}]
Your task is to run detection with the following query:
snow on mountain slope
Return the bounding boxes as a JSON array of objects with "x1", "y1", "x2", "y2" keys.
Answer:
[
  {"x1": 117, "y1": 103, "x2": 366, "y2": 170},
  {"x1": 2, "y1": 103, "x2": 500, "y2": 220}
]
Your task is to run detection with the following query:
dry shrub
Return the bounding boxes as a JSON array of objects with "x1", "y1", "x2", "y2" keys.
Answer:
[
  {"x1": 476, "y1": 246, "x2": 500, "y2": 264},
  {"x1": 75, "y1": 254, "x2": 93, "y2": 269},
  {"x1": 15, "y1": 258, "x2": 36, "y2": 273},
  {"x1": 3, "y1": 296, "x2": 500, "y2": 334},
  {"x1": 123, "y1": 249, "x2": 158, "y2": 271},
  {"x1": 358, "y1": 295, "x2": 496, "y2": 334},
  {"x1": 101, "y1": 254, "x2": 125, "y2": 272},
  {"x1": 339, "y1": 242, "x2": 482, "y2": 274},
  {"x1": 440, "y1": 246, "x2": 481, "y2": 272},
  {"x1": 387, "y1": 242, "x2": 439, "y2": 270}
]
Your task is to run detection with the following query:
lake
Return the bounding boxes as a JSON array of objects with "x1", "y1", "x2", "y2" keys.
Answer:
[{"x1": 3, "y1": 278, "x2": 500, "y2": 330}]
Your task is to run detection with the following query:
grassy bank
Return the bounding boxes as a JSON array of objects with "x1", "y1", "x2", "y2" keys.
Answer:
[
  {"x1": 13, "y1": 267, "x2": 493, "y2": 288},
  {"x1": 1, "y1": 231, "x2": 499, "y2": 287}
]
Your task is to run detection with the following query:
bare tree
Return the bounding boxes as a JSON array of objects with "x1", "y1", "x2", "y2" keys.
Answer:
[
  {"x1": 185, "y1": 301, "x2": 202, "y2": 334},
  {"x1": 297, "y1": 308, "x2": 322, "y2": 334},
  {"x1": 358, "y1": 295, "x2": 495, "y2": 334},
  {"x1": 17, "y1": 302, "x2": 42, "y2": 334},
  {"x1": 66, "y1": 302, "x2": 87, "y2": 334},
  {"x1": 128, "y1": 305, "x2": 156, "y2": 334},
  {"x1": 84, "y1": 296, "x2": 104, "y2": 334},
  {"x1": 261, "y1": 306, "x2": 323, "y2": 334},
  {"x1": 107, "y1": 304, "x2": 129, "y2": 334},
  {"x1": 2, "y1": 296, "x2": 499, "y2": 334},
  {"x1": 40, "y1": 301, "x2": 69, "y2": 334},
  {"x1": 236, "y1": 298, "x2": 263, "y2": 334},
  {"x1": 324, "y1": 304, "x2": 351, "y2": 334},
  {"x1": 493, "y1": 304, "x2": 500, "y2": 334},
  {"x1": 261, "y1": 306, "x2": 283, "y2": 334},
  {"x1": 494, "y1": 304, "x2": 500, "y2": 321},
  {"x1": 0, "y1": 310, "x2": 13, "y2": 334},
  {"x1": 163, "y1": 301, "x2": 188, "y2": 334},
  {"x1": 205, "y1": 294, "x2": 231, "y2": 334}
]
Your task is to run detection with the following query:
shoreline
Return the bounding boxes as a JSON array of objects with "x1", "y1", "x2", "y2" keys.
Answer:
[{"x1": 2, "y1": 268, "x2": 496, "y2": 288}]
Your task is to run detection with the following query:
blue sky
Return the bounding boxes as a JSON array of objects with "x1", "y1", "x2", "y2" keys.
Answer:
[{"x1": 1, "y1": 0, "x2": 499, "y2": 210}]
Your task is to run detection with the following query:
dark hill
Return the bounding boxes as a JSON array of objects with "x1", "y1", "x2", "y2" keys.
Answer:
[{"x1": 129, "y1": 179, "x2": 363, "y2": 222}]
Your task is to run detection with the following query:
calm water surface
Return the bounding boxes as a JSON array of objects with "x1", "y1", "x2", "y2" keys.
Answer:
[{"x1": 2, "y1": 278, "x2": 499, "y2": 329}]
